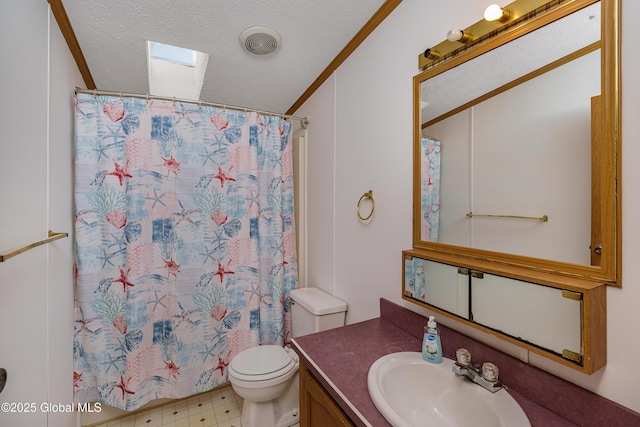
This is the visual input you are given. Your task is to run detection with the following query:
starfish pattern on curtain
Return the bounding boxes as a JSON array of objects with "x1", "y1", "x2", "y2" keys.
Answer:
[{"x1": 73, "y1": 93, "x2": 297, "y2": 410}]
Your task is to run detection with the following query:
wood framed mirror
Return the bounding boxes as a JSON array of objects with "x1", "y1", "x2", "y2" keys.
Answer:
[{"x1": 412, "y1": 0, "x2": 621, "y2": 286}]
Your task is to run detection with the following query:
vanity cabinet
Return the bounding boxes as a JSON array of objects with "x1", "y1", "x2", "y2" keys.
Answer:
[{"x1": 300, "y1": 360, "x2": 355, "y2": 427}]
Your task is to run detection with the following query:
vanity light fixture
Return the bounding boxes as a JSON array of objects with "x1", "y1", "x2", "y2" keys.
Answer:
[
  {"x1": 446, "y1": 29, "x2": 475, "y2": 44},
  {"x1": 423, "y1": 48, "x2": 441, "y2": 60},
  {"x1": 419, "y1": 0, "x2": 563, "y2": 70},
  {"x1": 484, "y1": 4, "x2": 513, "y2": 22}
]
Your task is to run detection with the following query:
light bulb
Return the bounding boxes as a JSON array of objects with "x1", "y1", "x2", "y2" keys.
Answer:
[
  {"x1": 484, "y1": 4, "x2": 511, "y2": 22},
  {"x1": 446, "y1": 29, "x2": 475, "y2": 44},
  {"x1": 484, "y1": 4, "x2": 503, "y2": 21},
  {"x1": 447, "y1": 29, "x2": 463, "y2": 42}
]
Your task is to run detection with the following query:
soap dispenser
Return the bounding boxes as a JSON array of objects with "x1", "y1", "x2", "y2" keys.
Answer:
[{"x1": 422, "y1": 316, "x2": 443, "y2": 363}]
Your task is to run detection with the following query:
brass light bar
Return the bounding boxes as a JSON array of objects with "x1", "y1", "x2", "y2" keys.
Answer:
[{"x1": 419, "y1": 0, "x2": 569, "y2": 70}]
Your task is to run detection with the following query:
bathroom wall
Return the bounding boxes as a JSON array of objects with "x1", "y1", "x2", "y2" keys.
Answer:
[
  {"x1": 0, "y1": 1, "x2": 84, "y2": 427},
  {"x1": 294, "y1": 0, "x2": 640, "y2": 415}
]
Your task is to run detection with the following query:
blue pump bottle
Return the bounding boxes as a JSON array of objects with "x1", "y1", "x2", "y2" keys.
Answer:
[{"x1": 422, "y1": 316, "x2": 442, "y2": 363}]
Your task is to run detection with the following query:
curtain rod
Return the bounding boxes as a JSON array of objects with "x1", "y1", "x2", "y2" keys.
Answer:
[{"x1": 74, "y1": 88, "x2": 309, "y2": 128}]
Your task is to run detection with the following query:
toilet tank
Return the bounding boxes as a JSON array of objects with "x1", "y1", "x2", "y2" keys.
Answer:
[{"x1": 290, "y1": 287, "x2": 347, "y2": 337}]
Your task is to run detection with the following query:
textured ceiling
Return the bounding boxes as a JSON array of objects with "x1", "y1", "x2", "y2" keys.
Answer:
[{"x1": 61, "y1": 0, "x2": 388, "y2": 114}]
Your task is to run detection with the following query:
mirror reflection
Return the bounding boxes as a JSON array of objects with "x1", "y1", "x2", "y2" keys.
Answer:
[{"x1": 422, "y1": 45, "x2": 600, "y2": 264}]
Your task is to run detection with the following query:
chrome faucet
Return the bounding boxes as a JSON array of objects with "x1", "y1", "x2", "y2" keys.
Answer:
[{"x1": 452, "y1": 348, "x2": 503, "y2": 393}]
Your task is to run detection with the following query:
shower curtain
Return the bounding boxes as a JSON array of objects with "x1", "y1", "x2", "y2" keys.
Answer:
[
  {"x1": 420, "y1": 137, "x2": 441, "y2": 242},
  {"x1": 73, "y1": 93, "x2": 298, "y2": 410}
]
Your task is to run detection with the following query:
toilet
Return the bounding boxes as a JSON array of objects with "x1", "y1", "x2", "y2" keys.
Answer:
[{"x1": 228, "y1": 287, "x2": 347, "y2": 427}]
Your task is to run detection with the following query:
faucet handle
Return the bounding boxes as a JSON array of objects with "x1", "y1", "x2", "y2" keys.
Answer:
[
  {"x1": 482, "y1": 362, "x2": 499, "y2": 383},
  {"x1": 456, "y1": 348, "x2": 471, "y2": 366}
]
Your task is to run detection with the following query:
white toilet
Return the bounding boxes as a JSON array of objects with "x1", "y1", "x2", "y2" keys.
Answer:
[{"x1": 228, "y1": 287, "x2": 347, "y2": 427}]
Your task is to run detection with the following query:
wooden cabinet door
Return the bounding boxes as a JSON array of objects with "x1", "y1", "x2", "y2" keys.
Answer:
[{"x1": 300, "y1": 362, "x2": 355, "y2": 427}]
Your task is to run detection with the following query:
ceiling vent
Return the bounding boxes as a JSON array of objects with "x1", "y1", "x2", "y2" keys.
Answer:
[{"x1": 240, "y1": 27, "x2": 281, "y2": 55}]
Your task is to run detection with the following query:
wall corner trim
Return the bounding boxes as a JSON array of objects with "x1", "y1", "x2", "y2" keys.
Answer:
[
  {"x1": 48, "y1": 0, "x2": 96, "y2": 90},
  {"x1": 286, "y1": 0, "x2": 402, "y2": 115}
]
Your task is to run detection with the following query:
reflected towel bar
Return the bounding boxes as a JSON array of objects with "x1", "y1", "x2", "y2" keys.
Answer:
[
  {"x1": 466, "y1": 212, "x2": 548, "y2": 222},
  {"x1": 0, "y1": 231, "x2": 69, "y2": 262}
]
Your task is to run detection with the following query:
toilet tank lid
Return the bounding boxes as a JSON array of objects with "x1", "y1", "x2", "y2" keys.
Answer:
[{"x1": 289, "y1": 287, "x2": 347, "y2": 315}]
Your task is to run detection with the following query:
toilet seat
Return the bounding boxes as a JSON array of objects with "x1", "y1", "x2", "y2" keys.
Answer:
[{"x1": 229, "y1": 345, "x2": 297, "y2": 382}]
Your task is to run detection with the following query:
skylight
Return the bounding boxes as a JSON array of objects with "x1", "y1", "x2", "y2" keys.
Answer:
[
  {"x1": 149, "y1": 41, "x2": 197, "y2": 67},
  {"x1": 147, "y1": 41, "x2": 209, "y2": 100}
]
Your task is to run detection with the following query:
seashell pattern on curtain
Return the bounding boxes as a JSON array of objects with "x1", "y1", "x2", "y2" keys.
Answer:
[{"x1": 73, "y1": 93, "x2": 298, "y2": 410}]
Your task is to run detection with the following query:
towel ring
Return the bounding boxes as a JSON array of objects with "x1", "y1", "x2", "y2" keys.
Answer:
[{"x1": 357, "y1": 190, "x2": 375, "y2": 221}]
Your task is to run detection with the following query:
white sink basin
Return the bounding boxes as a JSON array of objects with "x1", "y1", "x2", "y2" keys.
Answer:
[{"x1": 367, "y1": 352, "x2": 530, "y2": 427}]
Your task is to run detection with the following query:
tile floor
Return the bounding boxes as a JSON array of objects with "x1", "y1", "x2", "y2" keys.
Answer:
[
  {"x1": 93, "y1": 385, "x2": 241, "y2": 427},
  {"x1": 92, "y1": 385, "x2": 301, "y2": 427}
]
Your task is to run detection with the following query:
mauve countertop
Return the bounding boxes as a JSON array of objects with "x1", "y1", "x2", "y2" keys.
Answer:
[
  {"x1": 293, "y1": 316, "x2": 416, "y2": 426},
  {"x1": 291, "y1": 298, "x2": 640, "y2": 427},
  {"x1": 291, "y1": 317, "x2": 564, "y2": 426}
]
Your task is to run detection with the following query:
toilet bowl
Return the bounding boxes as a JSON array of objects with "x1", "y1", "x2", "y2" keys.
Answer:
[
  {"x1": 228, "y1": 287, "x2": 347, "y2": 427},
  {"x1": 229, "y1": 345, "x2": 300, "y2": 427}
]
